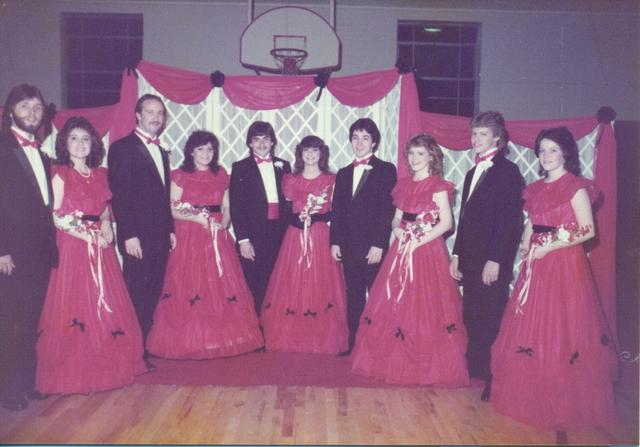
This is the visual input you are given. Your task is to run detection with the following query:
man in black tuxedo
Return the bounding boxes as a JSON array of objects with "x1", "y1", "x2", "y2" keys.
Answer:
[
  {"x1": 449, "y1": 111, "x2": 524, "y2": 401},
  {"x1": 0, "y1": 84, "x2": 57, "y2": 411},
  {"x1": 229, "y1": 121, "x2": 291, "y2": 316},
  {"x1": 330, "y1": 118, "x2": 397, "y2": 354},
  {"x1": 108, "y1": 94, "x2": 175, "y2": 370}
]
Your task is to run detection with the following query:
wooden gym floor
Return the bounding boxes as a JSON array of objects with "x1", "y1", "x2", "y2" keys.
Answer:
[{"x1": 0, "y1": 380, "x2": 637, "y2": 445}]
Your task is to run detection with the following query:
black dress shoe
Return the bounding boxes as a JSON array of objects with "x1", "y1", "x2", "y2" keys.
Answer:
[
  {"x1": 480, "y1": 380, "x2": 492, "y2": 402},
  {"x1": 1, "y1": 395, "x2": 28, "y2": 412},
  {"x1": 144, "y1": 359, "x2": 157, "y2": 373},
  {"x1": 25, "y1": 390, "x2": 48, "y2": 401}
]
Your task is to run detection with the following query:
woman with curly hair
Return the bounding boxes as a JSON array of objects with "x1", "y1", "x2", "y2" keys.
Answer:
[
  {"x1": 36, "y1": 116, "x2": 146, "y2": 395},
  {"x1": 351, "y1": 133, "x2": 469, "y2": 386}
]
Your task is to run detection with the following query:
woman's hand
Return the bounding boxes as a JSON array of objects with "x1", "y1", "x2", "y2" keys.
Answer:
[
  {"x1": 392, "y1": 227, "x2": 404, "y2": 241},
  {"x1": 101, "y1": 220, "x2": 114, "y2": 245},
  {"x1": 531, "y1": 245, "x2": 553, "y2": 260}
]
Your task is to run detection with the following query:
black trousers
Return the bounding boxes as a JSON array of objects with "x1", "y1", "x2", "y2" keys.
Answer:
[
  {"x1": 461, "y1": 271, "x2": 510, "y2": 380},
  {"x1": 342, "y1": 253, "x2": 384, "y2": 350},
  {"x1": 122, "y1": 246, "x2": 169, "y2": 349},
  {"x1": 239, "y1": 220, "x2": 283, "y2": 316},
  {"x1": 0, "y1": 258, "x2": 51, "y2": 399}
]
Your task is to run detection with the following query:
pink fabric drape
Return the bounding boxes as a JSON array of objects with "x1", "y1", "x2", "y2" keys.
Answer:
[
  {"x1": 327, "y1": 69, "x2": 399, "y2": 108},
  {"x1": 223, "y1": 76, "x2": 315, "y2": 110}
]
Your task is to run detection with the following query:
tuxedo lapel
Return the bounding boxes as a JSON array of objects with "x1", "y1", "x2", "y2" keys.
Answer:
[
  {"x1": 466, "y1": 167, "x2": 490, "y2": 203},
  {"x1": 353, "y1": 167, "x2": 371, "y2": 198},
  {"x1": 249, "y1": 157, "x2": 268, "y2": 204},
  {"x1": 134, "y1": 134, "x2": 164, "y2": 186},
  {"x1": 10, "y1": 141, "x2": 46, "y2": 207}
]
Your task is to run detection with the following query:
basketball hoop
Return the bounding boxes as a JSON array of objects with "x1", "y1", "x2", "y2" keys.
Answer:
[{"x1": 270, "y1": 48, "x2": 308, "y2": 75}]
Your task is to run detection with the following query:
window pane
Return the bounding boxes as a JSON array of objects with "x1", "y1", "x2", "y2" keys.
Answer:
[
  {"x1": 419, "y1": 79, "x2": 458, "y2": 98},
  {"x1": 460, "y1": 47, "x2": 476, "y2": 77},
  {"x1": 459, "y1": 99, "x2": 475, "y2": 117},
  {"x1": 128, "y1": 18, "x2": 143, "y2": 36},
  {"x1": 397, "y1": 23, "x2": 413, "y2": 42},
  {"x1": 460, "y1": 80, "x2": 475, "y2": 99},
  {"x1": 415, "y1": 45, "x2": 459, "y2": 78},
  {"x1": 63, "y1": 16, "x2": 83, "y2": 36},
  {"x1": 460, "y1": 26, "x2": 477, "y2": 43},
  {"x1": 82, "y1": 73, "x2": 122, "y2": 91},
  {"x1": 397, "y1": 44, "x2": 413, "y2": 67},
  {"x1": 65, "y1": 37, "x2": 83, "y2": 70},
  {"x1": 84, "y1": 38, "x2": 130, "y2": 70},
  {"x1": 83, "y1": 90, "x2": 120, "y2": 107},
  {"x1": 85, "y1": 15, "x2": 129, "y2": 36},
  {"x1": 415, "y1": 24, "x2": 459, "y2": 43},
  {"x1": 67, "y1": 89, "x2": 84, "y2": 108},
  {"x1": 425, "y1": 98, "x2": 459, "y2": 116}
]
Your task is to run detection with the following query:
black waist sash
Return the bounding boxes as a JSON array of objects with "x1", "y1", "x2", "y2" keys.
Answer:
[
  {"x1": 532, "y1": 224, "x2": 557, "y2": 233},
  {"x1": 193, "y1": 204, "x2": 221, "y2": 213}
]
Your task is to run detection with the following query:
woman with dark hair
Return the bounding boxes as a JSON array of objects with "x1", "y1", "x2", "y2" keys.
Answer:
[
  {"x1": 490, "y1": 126, "x2": 617, "y2": 430},
  {"x1": 147, "y1": 130, "x2": 263, "y2": 359},
  {"x1": 36, "y1": 116, "x2": 146, "y2": 395},
  {"x1": 350, "y1": 133, "x2": 469, "y2": 385},
  {"x1": 260, "y1": 135, "x2": 349, "y2": 354}
]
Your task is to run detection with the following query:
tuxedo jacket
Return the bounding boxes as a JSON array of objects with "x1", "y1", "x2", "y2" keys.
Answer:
[
  {"x1": 229, "y1": 155, "x2": 292, "y2": 253},
  {"x1": 0, "y1": 130, "x2": 57, "y2": 275},
  {"x1": 107, "y1": 132, "x2": 174, "y2": 255},
  {"x1": 452, "y1": 153, "x2": 524, "y2": 279},
  {"x1": 330, "y1": 156, "x2": 397, "y2": 261}
]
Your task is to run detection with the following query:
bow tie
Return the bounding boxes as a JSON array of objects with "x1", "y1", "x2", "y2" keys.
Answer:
[
  {"x1": 255, "y1": 156, "x2": 272, "y2": 164},
  {"x1": 136, "y1": 131, "x2": 161, "y2": 146},
  {"x1": 13, "y1": 131, "x2": 40, "y2": 149},
  {"x1": 475, "y1": 149, "x2": 498, "y2": 164},
  {"x1": 353, "y1": 158, "x2": 371, "y2": 167}
]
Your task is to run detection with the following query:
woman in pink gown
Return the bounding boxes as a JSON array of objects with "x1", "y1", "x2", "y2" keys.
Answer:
[
  {"x1": 490, "y1": 126, "x2": 618, "y2": 430},
  {"x1": 260, "y1": 135, "x2": 349, "y2": 354},
  {"x1": 147, "y1": 131, "x2": 263, "y2": 359},
  {"x1": 36, "y1": 117, "x2": 146, "y2": 395},
  {"x1": 351, "y1": 133, "x2": 469, "y2": 386}
]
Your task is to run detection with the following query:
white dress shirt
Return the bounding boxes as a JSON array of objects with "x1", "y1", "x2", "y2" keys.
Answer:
[
  {"x1": 135, "y1": 128, "x2": 165, "y2": 185},
  {"x1": 467, "y1": 149, "x2": 498, "y2": 201},
  {"x1": 256, "y1": 157, "x2": 278, "y2": 204},
  {"x1": 352, "y1": 155, "x2": 373, "y2": 195},
  {"x1": 12, "y1": 126, "x2": 49, "y2": 206}
]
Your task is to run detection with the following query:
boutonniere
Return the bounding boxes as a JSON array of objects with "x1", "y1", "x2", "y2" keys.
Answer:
[
  {"x1": 273, "y1": 160, "x2": 284, "y2": 169},
  {"x1": 362, "y1": 164, "x2": 373, "y2": 171}
]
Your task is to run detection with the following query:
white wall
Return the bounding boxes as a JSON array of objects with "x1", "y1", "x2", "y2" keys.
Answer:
[{"x1": 1, "y1": 0, "x2": 638, "y2": 120}]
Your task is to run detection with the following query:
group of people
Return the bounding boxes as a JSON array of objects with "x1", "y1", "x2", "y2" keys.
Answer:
[{"x1": 0, "y1": 83, "x2": 618, "y2": 432}]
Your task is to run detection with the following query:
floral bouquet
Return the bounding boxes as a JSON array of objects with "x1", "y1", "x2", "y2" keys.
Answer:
[
  {"x1": 530, "y1": 222, "x2": 591, "y2": 247},
  {"x1": 53, "y1": 210, "x2": 93, "y2": 234},
  {"x1": 171, "y1": 200, "x2": 211, "y2": 220},
  {"x1": 401, "y1": 207, "x2": 440, "y2": 245},
  {"x1": 299, "y1": 186, "x2": 330, "y2": 225}
]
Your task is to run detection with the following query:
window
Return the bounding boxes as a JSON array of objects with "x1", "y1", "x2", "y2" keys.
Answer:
[
  {"x1": 397, "y1": 21, "x2": 480, "y2": 117},
  {"x1": 62, "y1": 13, "x2": 143, "y2": 108}
]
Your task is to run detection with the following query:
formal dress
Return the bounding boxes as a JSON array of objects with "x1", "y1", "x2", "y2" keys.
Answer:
[
  {"x1": 0, "y1": 129, "x2": 57, "y2": 402},
  {"x1": 261, "y1": 173, "x2": 349, "y2": 354},
  {"x1": 452, "y1": 153, "x2": 524, "y2": 379},
  {"x1": 229, "y1": 156, "x2": 291, "y2": 315},
  {"x1": 351, "y1": 176, "x2": 469, "y2": 385},
  {"x1": 147, "y1": 169, "x2": 264, "y2": 359},
  {"x1": 329, "y1": 156, "x2": 397, "y2": 349},
  {"x1": 36, "y1": 166, "x2": 145, "y2": 395},
  {"x1": 108, "y1": 132, "x2": 174, "y2": 345},
  {"x1": 490, "y1": 172, "x2": 618, "y2": 430}
]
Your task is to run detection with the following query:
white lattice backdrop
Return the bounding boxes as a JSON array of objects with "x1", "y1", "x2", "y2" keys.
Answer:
[{"x1": 137, "y1": 72, "x2": 400, "y2": 172}]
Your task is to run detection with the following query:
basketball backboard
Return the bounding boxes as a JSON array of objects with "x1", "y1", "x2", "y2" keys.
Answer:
[{"x1": 240, "y1": 6, "x2": 341, "y2": 75}]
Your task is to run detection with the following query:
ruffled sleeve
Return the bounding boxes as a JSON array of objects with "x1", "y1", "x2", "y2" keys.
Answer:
[
  {"x1": 391, "y1": 177, "x2": 412, "y2": 209},
  {"x1": 51, "y1": 164, "x2": 68, "y2": 182},
  {"x1": 524, "y1": 173, "x2": 600, "y2": 215},
  {"x1": 95, "y1": 167, "x2": 113, "y2": 201},
  {"x1": 170, "y1": 169, "x2": 186, "y2": 188},
  {"x1": 282, "y1": 173, "x2": 296, "y2": 201},
  {"x1": 431, "y1": 176, "x2": 455, "y2": 203},
  {"x1": 215, "y1": 167, "x2": 229, "y2": 191}
]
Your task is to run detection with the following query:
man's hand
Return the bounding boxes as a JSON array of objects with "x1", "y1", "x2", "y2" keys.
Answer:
[
  {"x1": 0, "y1": 254, "x2": 15, "y2": 275},
  {"x1": 170, "y1": 233, "x2": 177, "y2": 250},
  {"x1": 449, "y1": 255, "x2": 463, "y2": 281},
  {"x1": 366, "y1": 246, "x2": 383, "y2": 264},
  {"x1": 482, "y1": 260, "x2": 500, "y2": 286},
  {"x1": 125, "y1": 237, "x2": 143, "y2": 259},
  {"x1": 331, "y1": 245, "x2": 342, "y2": 262},
  {"x1": 239, "y1": 240, "x2": 255, "y2": 261}
]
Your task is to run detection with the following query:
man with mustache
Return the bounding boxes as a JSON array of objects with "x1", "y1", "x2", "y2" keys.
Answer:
[
  {"x1": 0, "y1": 84, "x2": 57, "y2": 411},
  {"x1": 108, "y1": 94, "x2": 175, "y2": 372}
]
